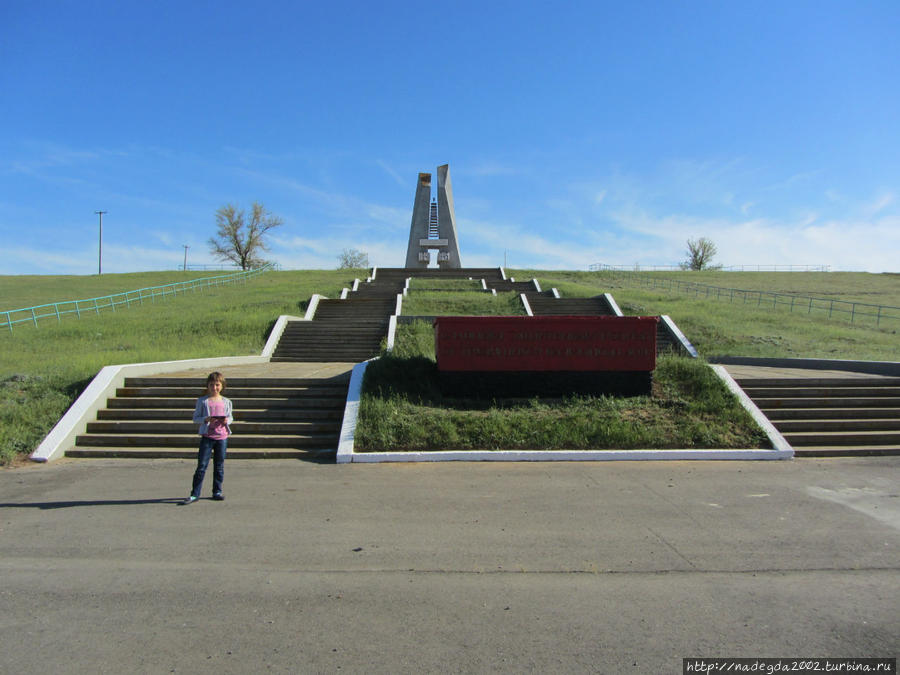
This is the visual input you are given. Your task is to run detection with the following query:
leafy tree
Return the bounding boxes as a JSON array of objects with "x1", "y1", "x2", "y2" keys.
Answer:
[
  {"x1": 681, "y1": 237, "x2": 719, "y2": 271},
  {"x1": 209, "y1": 202, "x2": 283, "y2": 270},
  {"x1": 337, "y1": 247, "x2": 369, "y2": 269}
]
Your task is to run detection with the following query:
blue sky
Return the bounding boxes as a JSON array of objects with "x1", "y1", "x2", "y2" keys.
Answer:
[{"x1": 2, "y1": 1, "x2": 899, "y2": 274}]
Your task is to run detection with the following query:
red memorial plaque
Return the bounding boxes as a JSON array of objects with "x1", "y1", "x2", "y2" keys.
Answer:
[{"x1": 434, "y1": 316, "x2": 658, "y2": 372}]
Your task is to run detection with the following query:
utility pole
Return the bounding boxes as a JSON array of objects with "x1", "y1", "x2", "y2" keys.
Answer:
[
  {"x1": 95, "y1": 211, "x2": 107, "y2": 275},
  {"x1": 182, "y1": 245, "x2": 190, "y2": 272}
]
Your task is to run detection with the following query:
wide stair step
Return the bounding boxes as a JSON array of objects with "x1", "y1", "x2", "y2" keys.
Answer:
[
  {"x1": 377, "y1": 267, "x2": 504, "y2": 281},
  {"x1": 107, "y1": 397, "x2": 344, "y2": 409},
  {"x1": 75, "y1": 433, "x2": 336, "y2": 448},
  {"x1": 67, "y1": 447, "x2": 334, "y2": 459},
  {"x1": 526, "y1": 296, "x2": 615, "y2": 316},
  {"x1": 776, "y1": 445, "x2": 900, "y2": 457},
  {"x1": 735, "y1": 375, "x2": 900, "y2": 457},
  {"x1": 68, "y1": 375, "x2": 349, "y2": 460},
  {"x1": 86, "y1": 421, "x2": 339, "y2": 434},
  {"x1": 97, "y1": 409, "x2": 343, "y2": 421}
]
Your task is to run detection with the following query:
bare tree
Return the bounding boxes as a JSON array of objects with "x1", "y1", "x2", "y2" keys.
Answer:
[
  {"x1": 337, "y1": 248, "x2": 369, "y2": 269},
  {"x1": 209, "y1": 202, "x2": 283, "y2": 270},
  {"x1": 681, "y1": 237, "x2": 719, "y2": 271}
]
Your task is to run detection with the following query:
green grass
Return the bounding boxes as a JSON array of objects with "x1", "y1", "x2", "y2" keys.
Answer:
[
  {"x1": 516, "y1": 270, "x2": 900, "y2": 361},
  {"x1": 637, "y1": 270, "x2": 900, "y2": 306},
  {"x1": 4, "y1": 267, "x2": 898, "y2": 464},
  {"x1": 408, "y1": 278, "x2": 483, "y2": 291},
  {"x1": 356, "y1": 323, "x2": 767, "y2": 452},
  {"x1": 0, "y1": 270, "x2": 243, "y2": 311},
  {"x1": 0, "y1": 270, "x2": 356, "y2": 465},
  {"x1": 402, "y1": 291, "x2": 525, "y2": 316}
]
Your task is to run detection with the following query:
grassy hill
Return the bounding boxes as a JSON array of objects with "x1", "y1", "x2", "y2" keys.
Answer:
[
  {"x1": 1, "y1": 268, "x2": 897, "y2": 464},
  {"x1": 1, "y1": 270, "x2": 236, "y2": 311},
  {"x1": 520, "y1": 270, "x2": 899, "y2": 361},
  {"x1": 0, "y1": 269, "x2": 362, "y2": 464}
]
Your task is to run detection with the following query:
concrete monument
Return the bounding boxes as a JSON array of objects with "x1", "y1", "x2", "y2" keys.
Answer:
[{"x1": 404, "y1": 164, "x2": 462, "y2": 268}]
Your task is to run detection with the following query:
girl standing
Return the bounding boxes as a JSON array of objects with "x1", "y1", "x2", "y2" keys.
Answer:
[{"x1": 184, "y1": 372, "x2": 233, "y2": 504}]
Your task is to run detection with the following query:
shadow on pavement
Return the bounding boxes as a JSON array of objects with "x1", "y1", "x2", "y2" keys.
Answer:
[{"x1": 0, "y1": 498, "x2": 189, "y2": 509}]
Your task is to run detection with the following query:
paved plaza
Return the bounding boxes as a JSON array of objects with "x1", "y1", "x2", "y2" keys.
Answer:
[{"x1": 1, "y1": 455, "x2": 898, "y2": 673}]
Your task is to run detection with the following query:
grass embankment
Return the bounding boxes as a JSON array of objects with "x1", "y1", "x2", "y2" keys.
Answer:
[
  {"x1": 0, "y1": 269, "x2": 360, "y2": 465},
  {"x1": 1, "y1": 270, "x2": 237, "y2": 310},
  {"x1": 403, "y1": 278, "x2": 525, "y2": 316},
  {"x1": 520, "y1": 270, "x2": 899, "y2": 361},
  {"x1": 4, "y1": 267, "x2": 895, "y2": 463},
  {"x1": 355, "y1": 322, "x2": 768, "y2": 452}
]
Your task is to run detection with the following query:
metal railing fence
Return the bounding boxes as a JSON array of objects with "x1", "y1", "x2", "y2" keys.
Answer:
[
  {"x1": 589, "y1": 263, "x2": 831, "y2": 272},
  {"x1": 606, "y1": 273, "x2": 899, "y2": 329},
  {"x1": 2, "y1": 264, "x2": 275, "y2": 333}
]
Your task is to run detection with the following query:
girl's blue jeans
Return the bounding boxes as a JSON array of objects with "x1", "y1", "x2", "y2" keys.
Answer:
[{"x1": 191, "y1": 436, "x2": 227, "y2": 498}]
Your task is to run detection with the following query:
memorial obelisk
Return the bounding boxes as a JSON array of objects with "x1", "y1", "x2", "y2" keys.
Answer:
[{"x1": 404, "y1": 164, "x2": 462, "y2": 269}]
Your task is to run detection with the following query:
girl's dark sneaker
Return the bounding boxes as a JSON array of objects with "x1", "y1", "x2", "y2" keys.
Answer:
[{"x1": 212, "y1": 493, "x2": 225, "y2": 501}]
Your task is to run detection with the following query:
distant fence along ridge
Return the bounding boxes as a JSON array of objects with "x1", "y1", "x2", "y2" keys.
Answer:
[
  {"x1": 2, "y1": 264, "x2": 275, "y2": 333},
  {"x1": 606, "y1": 271, "x2": 898, "y2": 329},
  {"x1": 589, "y1": 263, "x2": 832, "y2": 272}
]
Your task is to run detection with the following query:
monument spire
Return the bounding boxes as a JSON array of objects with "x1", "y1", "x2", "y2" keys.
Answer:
[{"x1": 404, "y1": 164, "x2": 462, "y2": 269}]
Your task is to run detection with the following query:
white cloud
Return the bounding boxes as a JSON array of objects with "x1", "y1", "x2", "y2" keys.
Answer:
[
  {"x1": 864, "y1": 192, "x2": 894, "y2": 216},
  {"x1": 235, "y1": 167, "x2": 408, "y2": 232},
  {"x1": 375, "y1": 160, "x2": 407, "y2": 188},
  {"x1": 462, "y1": 218, "x2": 602, "y2": 269},
  {"x1": 0, "y1": 242, "x2": 193, "y2": 276},
  {"x1": 272, "y1": 234, "x2": 408, "y2": 270}
]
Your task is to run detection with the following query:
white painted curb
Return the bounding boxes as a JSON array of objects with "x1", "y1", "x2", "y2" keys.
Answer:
[
  {"x1": 349, "y1": 448, "x2": 792, "y2": 462},
  {"x1": 261, "y1": 315, "x2": 302, "y2": 357},
  {"x1": 660, "y1": 314, "x2": 699, "y2": 358},
  {"x1": 520, "y1": 293, "x2": 533, "y2": 316},
  {"x1": 711, "y1": 365, "x2": 794, "y2": 457},
  {"x1": 336, "y1": 360, "x2": 371, "y2": 464},
  {"x1": 304, "y1": 294, "x2": 324, "y2": 321},
  {"x1": 386, "y1": 316, "x2": 397, "y2": 351},
  {"x1": 604, "y1": 293, "x2": 623, "y2": 316},
  {"x1": 339, "y1": 363, "x2": 793, "y2": 463}
]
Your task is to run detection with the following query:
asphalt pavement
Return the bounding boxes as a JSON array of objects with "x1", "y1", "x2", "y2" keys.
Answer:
[{"x1": 1, "y1": 456, "x2": 898, "y2": 674}]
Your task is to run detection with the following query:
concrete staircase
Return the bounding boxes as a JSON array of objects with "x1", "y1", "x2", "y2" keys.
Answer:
[
  {"x1": 735, "y1": 376, "x2": 900, "y2": 456},
  {"x1": 654, "y1": 321, "x2": 686, "y2": 355},
  {"x1": 271, "y1": 297, "x2": 394, "y2": 362},
  {"x1": 526, "y1": 294, "x2": 617, "y2": 316},
  {"x1": 68, "y1": 374, "x2": 351, "y2": 460},
  {"x1": 352, "y1": 274, "x2": 407, "y2": 298}
]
